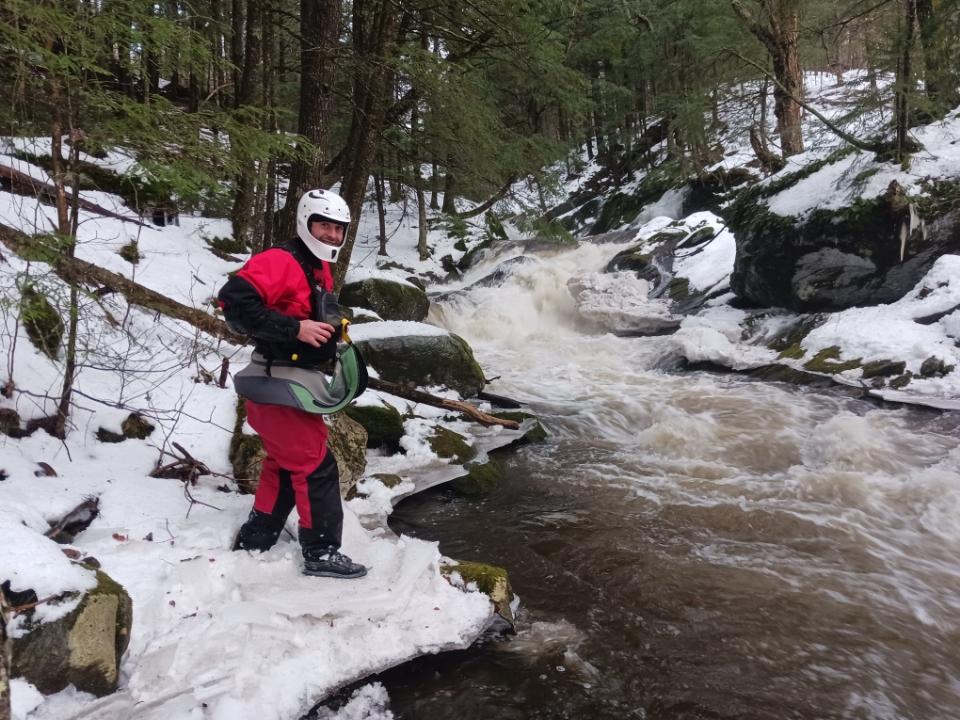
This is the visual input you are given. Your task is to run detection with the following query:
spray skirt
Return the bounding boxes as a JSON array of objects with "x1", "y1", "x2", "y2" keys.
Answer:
[{"x1": 234, "y1": 345, "x2": 367, "y2": 414}]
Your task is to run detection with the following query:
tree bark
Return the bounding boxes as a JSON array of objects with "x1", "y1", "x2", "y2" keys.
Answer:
[
  {"x1": 731, "y1": 0, "x2": 805, "y2": 157},
  {"x1": 375, "y1": 166, "x2": 388, "y2": 255},
  {"x1": 277, "y1": 0, "x2": 341, "y2": 245},
  {"x1": 333, "y1": 0, "x2": 402, "y2": 289},
  {"x1": 895, "y1": 0, "x2": 918, "y2": 162},
  {"x1": 1, "y1": 593, "x2": 9, "y2": 720},
  {"x1": 915, "y1": 0, "x2": 960, "y2": 117}
]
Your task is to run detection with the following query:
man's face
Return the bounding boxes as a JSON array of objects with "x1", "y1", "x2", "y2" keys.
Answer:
[{"x1": 310, "y1": 219, "x2": 345, "y2": 247}]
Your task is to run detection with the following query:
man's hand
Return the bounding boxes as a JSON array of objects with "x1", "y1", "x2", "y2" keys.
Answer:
[{"x1": 297, "y1": 319, "x2": 336, "y2": 347}]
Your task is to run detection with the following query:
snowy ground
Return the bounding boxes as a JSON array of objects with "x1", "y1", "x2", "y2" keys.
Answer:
[
  {"x1": 4, "y1": 68, "x2": 960, "y2": 719},
  {"x1": 0, "y1": 144, "x2": 522, "y2": 720}
]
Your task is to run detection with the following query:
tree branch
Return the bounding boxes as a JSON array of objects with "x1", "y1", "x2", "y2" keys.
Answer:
[{"x1": 725, "y1": 48, "x2": 889, "y2": 153}]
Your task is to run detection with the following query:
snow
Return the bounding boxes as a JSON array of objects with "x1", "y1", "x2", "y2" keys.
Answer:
[
  {"x1": 344, "y1": 267, "x2": 419, "y2": 288},
  {"x1": 5, "y1": 66, "x2": 960, "y2": 719},
  {"x1": 0, "y1": 142, "x2": 512, "y2": 720},
  {"x1": 348, "y1": 321, "x2": 449, "y2": 341}
]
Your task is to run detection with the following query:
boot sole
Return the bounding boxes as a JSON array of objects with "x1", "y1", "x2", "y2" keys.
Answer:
[{"x1": 302, "y1": 567, "x2": 368, "y2": 579}]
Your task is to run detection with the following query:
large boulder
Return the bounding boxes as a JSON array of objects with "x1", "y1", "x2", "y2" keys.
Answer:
[
  {"x1": 343, "y1": 403, "x2": 404, "y2": 451},
  {"x1": 11, "y1": 569, "x2": 132, "y2": 697},
  {"x1": 729, "y1": 180, "x2": 960, "y2": 311},
  {"x1": 340, "y1": 278, "x2": 429, "y2": 321},
  {"x1": 354, "y1": 331, "x2": 485, "y2": 397},
  {"x1": 326, "y1": 413, "x2": 368, "y2": 498}
]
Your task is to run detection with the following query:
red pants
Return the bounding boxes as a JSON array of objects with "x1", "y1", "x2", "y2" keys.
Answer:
[{"x1": 245, "y1": 402, "x2": 341, "y2": 547}]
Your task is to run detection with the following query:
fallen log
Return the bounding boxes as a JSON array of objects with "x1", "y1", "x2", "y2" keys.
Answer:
[
  {"x1": 0, "y1": 163, "x2": 151, "y2": 228},
  {"x1": 0, "y1": 224, "x2": 518, "y2": 429}
]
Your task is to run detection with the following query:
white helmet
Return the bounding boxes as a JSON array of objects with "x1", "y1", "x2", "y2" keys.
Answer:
[{"x1": 296, "y1": 189, "x2": 351, "y2": 263}]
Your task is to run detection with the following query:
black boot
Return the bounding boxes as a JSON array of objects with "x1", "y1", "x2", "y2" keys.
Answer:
[
  {"x1": 233, "y1": 510, "x2": 287, "y2": 552},
  {"x1": 302, "y1": 546, "x2": 368, "y2": 579}
]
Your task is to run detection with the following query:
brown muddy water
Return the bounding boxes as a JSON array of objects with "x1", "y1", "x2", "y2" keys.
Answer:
[
  {"x1": 326, "y1": 240, "x2": 959, "y2": 720},
  {"x1": 378, "y1": 379, "x2": 960, "y2": 720}
]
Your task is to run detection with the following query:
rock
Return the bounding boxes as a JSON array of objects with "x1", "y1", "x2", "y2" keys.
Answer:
[
  {"x1": 802, "y1": 346, "x2": 862, "y2": 374},
  {"x1": 371, "y1": 473, "x2": 403, "y2": 489},
  {"x1": 919, "y1": 356, "x2": 954, "y2": 378},
  {"x1": 229, "y1": 400, "x2": 265, "y2": 495},
  {"x1": 327, "y1": 413, "x2": 368, "y2": 499},
  {"x1": 95, "y1": 428, "x2": 125, "y2": 444},
  {"x1": 729, "y1": 180, "x2": 960, "y2": 311},
  {"x1": 354, "y1": 332, "x2": 486, "y2": 397},
  {"x1": 0, "y1": 407, "x2": 22, "y2": 437},
  {"x1": 862, "y1": 359, "x2": 907, "y2": 379},
  {"x1": 567, "y1": 272, "x2": 680, "y2": 336},
  {"x1": 121, "y1": 413, "x2": 154, "y2": 439},
  {"x1": 339, "y1": 278, "x2": 429, "y2": 322},
  {"x1": 428, "y1": 427, "x2": 476, "y2": 463},
  {"x1": 11, "y1": 568, "x2": 132, "y2": 697},
  {"x1": 20, "y1": 286, "x2": 63, "y2": 360},
  {"x1": 95, "y1": 413, "x2": 154, "y2": 444},
  {"x1": 441, "y1": 560, "x2": 515, "y2": 628},
  {"x1": 450, "y1": 459, "x2": 503, "y2": 495},
  {"x1": 343, "y1": 404, "x2": 405, "y2": 451}
]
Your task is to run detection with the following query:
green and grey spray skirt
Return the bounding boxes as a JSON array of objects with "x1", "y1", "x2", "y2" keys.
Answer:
[{"x1": 234, "y1": 344, "x2": 368, "y2": 414}]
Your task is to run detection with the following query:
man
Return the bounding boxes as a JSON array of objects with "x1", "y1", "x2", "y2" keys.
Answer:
[{"x1": 218, "y1": 188, "x2": 366, "y2": 579}]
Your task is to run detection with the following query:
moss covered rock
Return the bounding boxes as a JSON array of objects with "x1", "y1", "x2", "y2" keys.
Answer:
[
  {"x1": 11, "y1": 568, "x2": 132, "y2": 697},
  {"x1": 21, "y1": 286, "x2": 63, "y2": 359},
  {"x1": 728, "y1": 178, "x2": 960, "y2": 311},
  {"x1": 343, "y1": 404, "x2": 404, "y2": 450},
  {"x1": 450, "y1": 459, "x2": 503, "y2": 495},
  {"x1": 339, "y1": 278, "x2": 429, "y2": 322},
  {"x1": 327, "y1": 413, "x2": 368, "y2": 498},
  {"x1": 803, "y1": 346, "x2": 862, "y2": 374},
  {"x1": 355, "y1": 332, "x2": 486, "y2": 397},
  {"x1": 229, "y1": 399, "x2": 266, "y2": 495},
  {"x1": 440, "y1": 560, "x2": 515, "y2": 627},
  {"x1": 428, "y1": 427, "x2": 476, "y2": 463}
]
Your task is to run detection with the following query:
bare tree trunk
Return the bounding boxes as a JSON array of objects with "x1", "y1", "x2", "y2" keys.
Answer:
[
  {"x1": 1, "y1": 593, "x2": 9, "y2": 720},
  {"x1": 896, "y1": 0, "x2": 918, "y2": 162},
  {"x1": 277, "y1": 0, "x2": 341, "y2": 244},
  {"x1": 375, "y1": 166, "x2": 388, "y2": 255},
  {"x1": 231, "y1": 0, "x2": 262, "y2": 248},
  {"x1": 916, "y1": 0, "x2": 960, "y2": 117},
  {"x1": 334, "y1": 0, "x2": 402, "y2": 289},
  {"x1": 731, "y1": 0, "x2": 804, "y2": 157}
]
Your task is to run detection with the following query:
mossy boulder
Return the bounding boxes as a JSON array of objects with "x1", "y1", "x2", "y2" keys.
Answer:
[
  {"x1": 327, "y1": 413, "x2": 368, "y2": 498},
  {"x1": 919, "y1": 356, "x2": 954, "y2": 378},
  {"x1": 11, "y1": 568, "x2": 132, "y2": 697},
  {"x1": 229, "y1": 399, "x2": 266, "y2": 495},
  {"x1": 343, "y1": 404, "x2": 404, "y2": 450},
  {"x1": 862, "y1": 359, "x2": 907, "y2": 379},
  {"x1": 118, "y1": 242, "x2": 141, "y2": 264},
  {"x1": 371, "y1": 473, "x2": 403, "y2": 489},
  {"x1": 121, "y1": 413, "x2": 154, "y2": 439},
  {"x1": 354, "y1": 331, "x2": 486, "y2": 397},
  {"x1": 0, "y1": 407, "x2": 21, "y2": 437},
  {"x1": 96, "y1": 413, "x2": 154, "y2": 444},
  {"x1": 450, "y1": 459, "x2": 503, "y2": 495},
  {"x1": 21, "y1": 286, "x2": 63, "y2": 359},
  {"x1": 441, "y1": 560, "x2": 515, "y2": 627},
  {"x1": 428, "y1": 427, "x2": 476, "y2": 463},
  {"x1": 803, "y1": 346, "x2": 862, "y2": 374},
  {"x1": 728, "y1": 179, "x2": 960, "y2": 311},
  {"x1": 339, "y1": 278, "x2": 429, "y2": 322}
]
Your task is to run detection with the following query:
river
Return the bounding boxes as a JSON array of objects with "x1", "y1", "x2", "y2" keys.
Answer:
[{"x1": 379, "y1": 240, "x2": 960, "y2": 720}]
